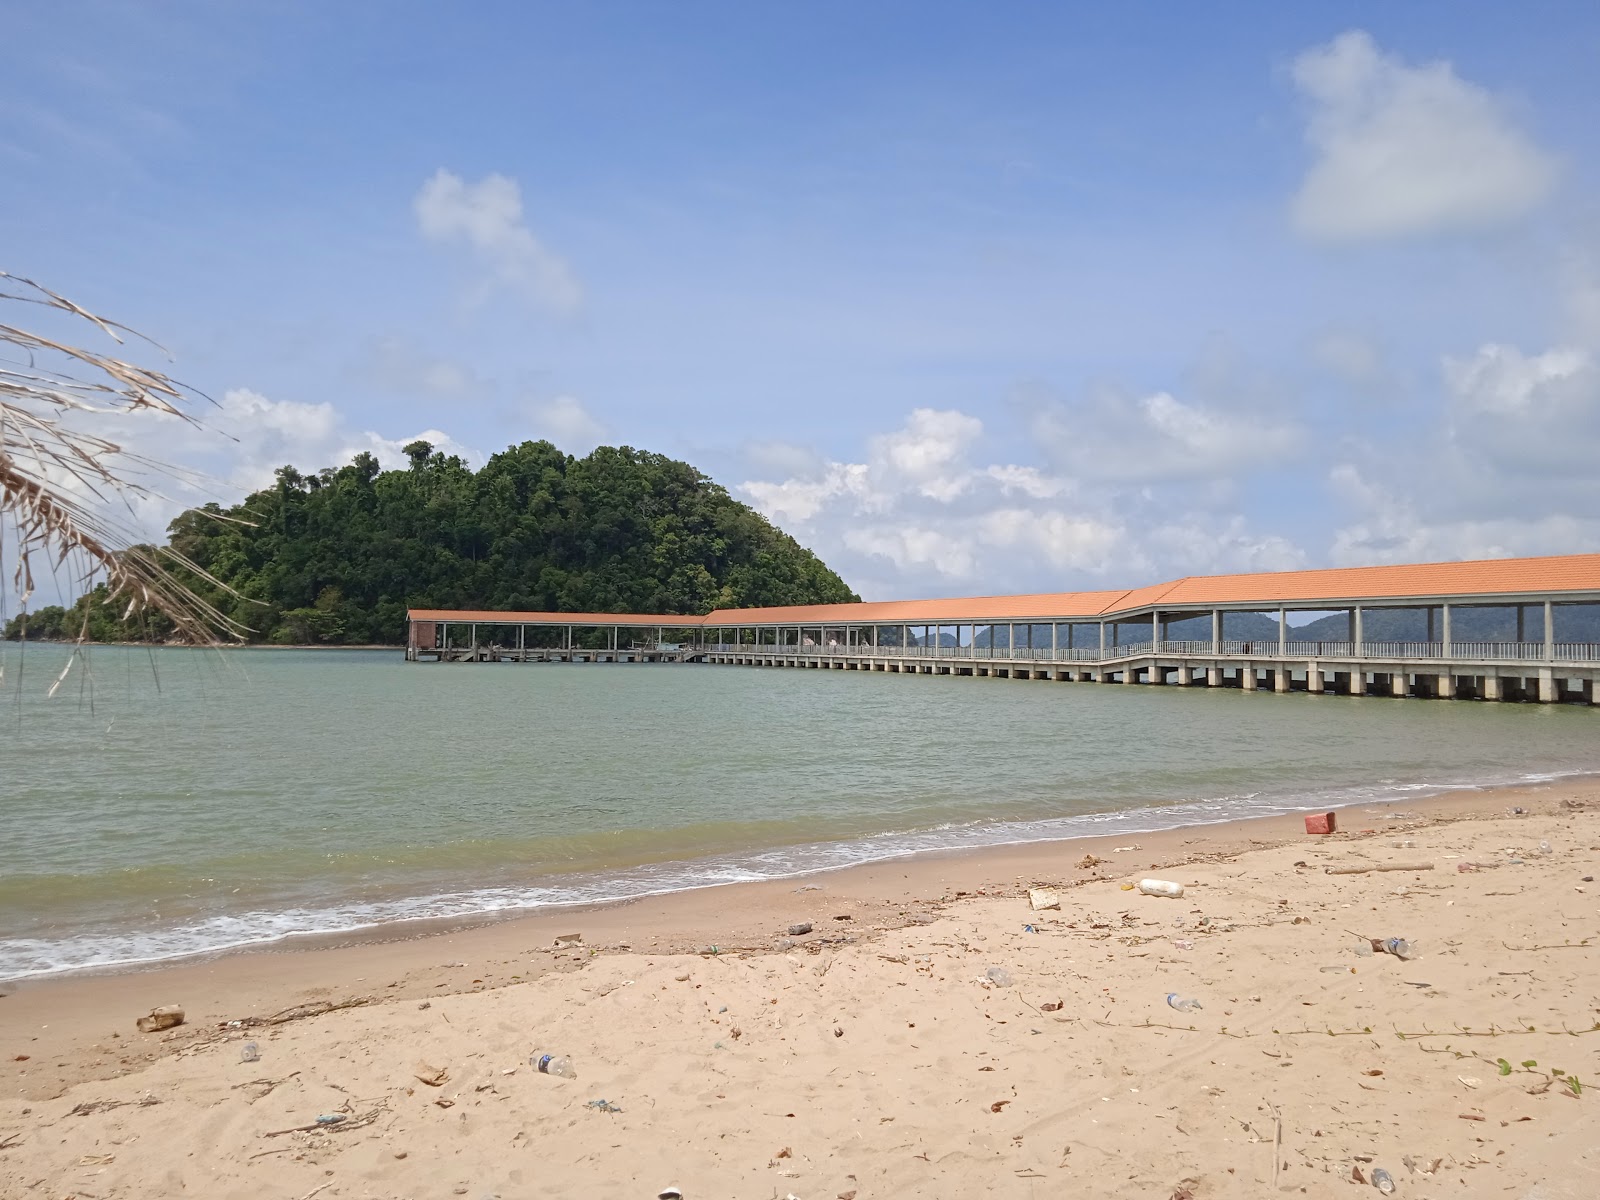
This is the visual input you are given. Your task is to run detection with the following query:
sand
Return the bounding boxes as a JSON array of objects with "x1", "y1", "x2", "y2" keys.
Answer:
[{"x1": 3, "y1": 782, "x2": 1598, "y2": 1199}]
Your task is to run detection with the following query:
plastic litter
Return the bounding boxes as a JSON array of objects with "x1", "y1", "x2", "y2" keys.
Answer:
[
  {"x1": 985, "y1": 966, "x2": 1014, "y2": 987},
  {"x1": 240, "y1": 1041, "x2": 260, "y2": 1063},
  {"x1": 1027, "y1": 887, "x2": 1061, "y2": 911},
  {"x1": 532, "y1": 1053, "x2": 577, "y2": 1079},
  {"x1": 135, "y1": 1004, "x2": 185, "y2": 1033},
  {"x1": 1137, "y1": 879, "x2": 1184, "y2": 899},
  {"x1": 1165, "y1": 993, "x2": 1202, "y2": 1013},
  {"x1": 585, "y1": 1099, "x2": 622, "y2": 1113},
  {"x1": 787, "y1": 923, "x2": 813, "y2": 937},
  {"x1": 1372, "y1": 1166, "x2": 1395, "y2": 1193}
]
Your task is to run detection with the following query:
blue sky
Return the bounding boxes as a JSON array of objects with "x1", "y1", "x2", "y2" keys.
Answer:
[{"x1": 5, "y1": 1, "x2": 1600, "y2": 600}]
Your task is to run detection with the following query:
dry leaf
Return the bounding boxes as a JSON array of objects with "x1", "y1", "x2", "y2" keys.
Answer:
[{"x1": 990, "y1": 1100, "x2": 1010, "y2": 1113}]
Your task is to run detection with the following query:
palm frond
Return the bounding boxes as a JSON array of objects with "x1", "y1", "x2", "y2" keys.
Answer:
[{"x1": 0, "y1": 273, "x2": 246, "y2": 643}]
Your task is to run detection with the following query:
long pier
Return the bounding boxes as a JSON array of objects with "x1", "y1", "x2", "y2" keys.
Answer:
[{"x1": 405, "y1": 552, "x2": 1600, "y2": 705}]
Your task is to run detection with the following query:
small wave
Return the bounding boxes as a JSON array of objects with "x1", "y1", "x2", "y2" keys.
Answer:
[{"x1": 3, "y1": 766, "x2": 1595, "y2": 981}]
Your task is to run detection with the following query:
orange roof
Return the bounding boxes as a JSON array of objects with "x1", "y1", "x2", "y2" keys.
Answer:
[
  {"x1": 408, "y1": 552, "x2": 1600, "y2": 627},
  {"x1": 703, "y1": 589, "x2": 1132, "y2": 625},
  {"x1": 407, "y1": 609, "x2": 707, "y2": 626},
  {"x1": 1148, "y1": 554, "x2": 1600, "y2": 607}
]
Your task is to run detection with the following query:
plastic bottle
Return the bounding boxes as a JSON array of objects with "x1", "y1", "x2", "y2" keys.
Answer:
[
  {"x1": 1538, "y1": 839, "x2": 1552, "y2": 855},
  {"x1": 1138, "y1": 879, "x2": 1185, "y2": 899},
  {"x1": 532, "y1": 1053, "x2": 577, "y2": 1079},
  {"x1": 240, "y1": 1041, "x2": 260, "y2": 1063},
  {"x1": 1372, "y1": 1166, "x2": 1395, "y2": 1193},
  {"x1": 1165, "y1": 993, "x2": 1203, "y2": 1013},
  {"x1": 1382, "y1": 937, "x2": 1415, "y2": 960}
]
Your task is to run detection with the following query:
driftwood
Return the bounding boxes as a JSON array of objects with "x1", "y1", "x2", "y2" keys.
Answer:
[
  {"x1": 221, "y1": 996, "x2": 374, "y2": 1029},
  {"x1": 1324, "y1": 862, "x2": 1434, "y2": 875}
]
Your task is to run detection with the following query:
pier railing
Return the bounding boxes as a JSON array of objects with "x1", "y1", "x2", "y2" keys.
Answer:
[{"x1": 706, "y1": 640, "x2": 1600, "y2": 666}]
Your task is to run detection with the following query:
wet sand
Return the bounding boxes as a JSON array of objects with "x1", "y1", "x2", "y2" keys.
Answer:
[{"x1": 3, "y1": 779, "x2": 1598, "y2": 1198}]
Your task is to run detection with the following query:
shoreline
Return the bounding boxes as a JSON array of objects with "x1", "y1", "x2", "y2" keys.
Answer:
[
  {"x1": 4, "y1": 777, "x2": 1596, "y2": 1196},
  {"x1": 7, "y1": 767, "x2": 1595, "y2": 986},
  {"x1": 4, "y1": 775, "x2": 1590, "y2": 1097}
]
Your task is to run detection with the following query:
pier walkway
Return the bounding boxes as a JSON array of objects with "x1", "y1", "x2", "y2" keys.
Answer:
[{"x1": 406, "y1": 552, "x2": 1600, "y2": 704}]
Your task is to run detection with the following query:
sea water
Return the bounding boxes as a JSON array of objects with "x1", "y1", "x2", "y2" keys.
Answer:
[{"x1": 1, "y1": 643, "x2": 1595, "y2": 979}]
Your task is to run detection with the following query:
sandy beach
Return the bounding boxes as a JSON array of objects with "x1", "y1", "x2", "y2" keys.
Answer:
[{"x1": 3, "y1": 779, "x2": 1598, "y2": 1199}]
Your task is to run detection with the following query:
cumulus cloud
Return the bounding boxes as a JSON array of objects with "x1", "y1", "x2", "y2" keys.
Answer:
[
  {"x1": 77, "y1": 387, "x2": 481, "y2": 542},
  {"x1": 737, "y1": 407, "x2": 1307, "y2": 598},
  {"x1": 1289, "y1": 30, "x2": 1557, "y2": 240},
  {"x1": 525, "y1": 395, "x2": 607, "y2": 454},
  {"x1": 415, "y1": 168, "x2": 582, "y2": 311}
]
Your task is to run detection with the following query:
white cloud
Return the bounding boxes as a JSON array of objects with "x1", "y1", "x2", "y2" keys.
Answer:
[
  {"x1": 415, "y1": 168, "x2": 582, "y2": 311},
  {"x1": 1327, "y1": 340, "x2": 1600, "y2": 560},
  {"x1": 1028, "y1": 387, "x2": 1300, "y2": 483},
  {"x1": 1442, "y1": 343, "x2": 1590, "y2": 416},
  {"x1": 211, "y1": 388, "x2": 481, "y2": 488},
  {"x1": 526, "y1": 395, "x2": 606, "y2": 455},
  {"x1": 737, "y1": 407, "x2": 1306, "y2": 599},
  {"x1": 742, "y1": 462, "x2": 871, "y2": 524},
  {"x1": 77, "y1": 388, "x2": 481, "y2": 542},
  {"x1": 984, "y1": 464, "x2": 1070, "y2": 500},
  {"x1": 1290, "y1": 30, "x2": 1557, "y2": 240}
]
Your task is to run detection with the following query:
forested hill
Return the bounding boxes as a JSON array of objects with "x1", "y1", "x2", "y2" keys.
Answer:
[{"x1": 9, "y1": 440, "x2": 859, "y2": 645}]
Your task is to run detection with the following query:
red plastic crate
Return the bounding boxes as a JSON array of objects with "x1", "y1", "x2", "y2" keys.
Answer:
[{"x1": 1304, "y1": 812, "x2": 1337, "y2": 835}]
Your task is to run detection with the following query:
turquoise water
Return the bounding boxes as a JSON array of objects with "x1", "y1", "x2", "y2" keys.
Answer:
[{"x1": 2, "y1": 643, "x2": 1597, "y2": 979}]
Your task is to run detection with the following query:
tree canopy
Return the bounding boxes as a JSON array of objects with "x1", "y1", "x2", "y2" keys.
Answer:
[{"x1": 6, "y1": 441, "x2": 857, "y2": 644}]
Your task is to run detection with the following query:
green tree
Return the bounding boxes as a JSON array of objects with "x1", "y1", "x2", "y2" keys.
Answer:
[{"x1": 40, "y1": 440, "x2": 858, "y2": 644}]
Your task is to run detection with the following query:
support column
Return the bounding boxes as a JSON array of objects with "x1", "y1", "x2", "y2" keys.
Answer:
[
  {"x1": 1008, "y1": 623, "x2": 1015, "y2": 657},
  {"x1": 1277, "y1": 608, "x2": 1286, "y2": 657},
  {"x1": 1544, "y1": 601, "x2": 1555, "y2": 663},
  {"x1": 1099, "y1": 622, "x2": 1107, "y2": 658},
  {"x1": 1354, "y1": 605, "x2": 1364, "y2": 656},
  {"x1": 1351, "y1": 671, "x2": 1366, "y2": 696},
  {"x1": 1437, "y1": 672, "x2": 1454, "y2": 700},
  {"x1": 1307, "y1": 664, "x2": 1324, "y2": 693},
  {"x1": 1051, "y1": 622, "x2": 1058, "y2": 659},
  {"x1": 1206, "y1": 666, "x2": 1221, "y2": 687},
  {"x1": 1211, "y1": 609, "x2": 1221, "y2": 655},
  {"x1": 1392, "y1": 673, "x2": 1408, "y2": 698},
  {"x1": 1441, "y1": 604, "x2": 1452, "y2": 659},
  {"x1": 1242, "y1": 666, "x2": 1257, "y2": 691},
  {"x1": 1175, "y1": 666, "x2": 1190, "y2": 686},
  {"x1": 1484, "y1": 676, "x2": 1503, "y2": 701},
  {"x1": 1124, "y1": 665, "x2": 1137, "y2": 684},
  {"x1": 1275, "y1": 666, "x2": 1291, "y2": 693},
  {"x1": 1538, "y1": 667, "x2": 1556, "y2": 703},
  {"x1": 1153, "y1": 609, "x2": 1161, "y2": 653}
]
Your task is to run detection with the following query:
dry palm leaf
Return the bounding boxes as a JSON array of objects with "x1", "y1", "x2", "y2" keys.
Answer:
[{"x1": 0, "y1": 272, "x2": 246, "y2": 650}]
